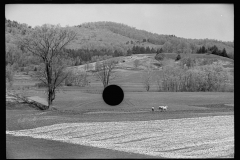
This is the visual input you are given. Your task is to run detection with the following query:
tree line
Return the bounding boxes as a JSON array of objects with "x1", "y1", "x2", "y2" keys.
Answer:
[
  {"x1": 196, "y1": 45, "x2": 228, "y2": 58},
  {"x1": 62, "y1": 45, "x2": 160, "y2": 66}
]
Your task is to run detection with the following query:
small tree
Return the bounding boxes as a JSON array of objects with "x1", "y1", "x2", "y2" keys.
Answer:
[
  {"x1": 133, "y1": 59, "x2": 140, "y2": 68},
  {"x1": 93, "y1": 60, "x2": 117, "y2": 88},
  {"x1": 156, "y1": 75, "x2": 163, "y2": 92},
  {"x1": 155, "y1": 53, "x2": 165, "y2": 61},
  {"x1": 175, "y1": 54, "x2": 181, "y2": 61},
  {"x1": 142, "y1": 66, "x2": 152, "y2": 91}
]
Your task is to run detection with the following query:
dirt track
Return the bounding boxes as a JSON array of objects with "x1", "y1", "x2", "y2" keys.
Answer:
[{"x1": 7, "y1": 115, "x2": 234, "y2": 158}]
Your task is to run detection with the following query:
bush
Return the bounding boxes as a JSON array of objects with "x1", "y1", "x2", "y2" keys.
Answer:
[
  {"x1": 35, "y1": 82, "x2": 47, "y2": 88},
  {"x1": 175, "y1": 54, "x2": 181, "y2": 61},
  {"x1": 196, "y1": 58, "x2": 218, "y2": 66},
  {"x1": 133, "y1": 59, "x2": 140, "y2": 68},
  {"x1": 179, "y1": 57, "x2": 196, "y2": 68},
  {"x1": 155, "y1": 53, "x2": 165, "y2": 61},
  {"x1": 153, "y1": 63, "x2": 162, "y2": 68},
  {"x1": 64, "y1": 71, "x2": 89, "y2": 87}
]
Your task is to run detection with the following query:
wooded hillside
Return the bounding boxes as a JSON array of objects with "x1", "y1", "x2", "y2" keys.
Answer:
[{"x1": 5, "y1": 18, "x2": 234, "y2": 69}]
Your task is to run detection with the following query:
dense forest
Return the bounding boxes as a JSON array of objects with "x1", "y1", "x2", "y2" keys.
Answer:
[{"x1": 5, "y1": 18, "x2": 234, "y2": 70}]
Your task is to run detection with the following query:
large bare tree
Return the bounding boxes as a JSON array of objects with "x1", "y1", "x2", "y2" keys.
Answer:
[
  {"x1": 93, "y1": 59, "x2": 117, "y2": 88},
  {"x1": 17, "y1": 24, "x2": 77, "y2": 109}
]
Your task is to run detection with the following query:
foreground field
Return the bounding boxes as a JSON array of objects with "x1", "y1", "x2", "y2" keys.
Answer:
[
  {"x1": 7, "y1": 115, "x2": 234, "y2": 158},
  {"x1": 7, "y1": 75, "x2": 234, "y2": 158}
]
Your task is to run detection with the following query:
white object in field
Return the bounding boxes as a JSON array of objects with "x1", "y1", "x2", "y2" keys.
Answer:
[
  {"x1": 152, "y1": 107, "x2": 154, "y2": 111},
  {"x1": 159, "y1": 106, "x2": 168, "y2": 111}
]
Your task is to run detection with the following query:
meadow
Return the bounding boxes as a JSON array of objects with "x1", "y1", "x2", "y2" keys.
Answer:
[{"x1": 6, "y1": 53, "x2": 234, "y2": 158}]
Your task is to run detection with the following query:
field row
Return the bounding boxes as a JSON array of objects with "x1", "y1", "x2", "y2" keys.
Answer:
[{"x1": 7, "y1": 115, "x2": 234, "y2": 158}]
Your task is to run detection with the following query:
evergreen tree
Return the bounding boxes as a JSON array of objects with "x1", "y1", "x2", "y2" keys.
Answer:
[
  {"x1": 175, "y1": 54, "x2": 181, "y2": 61},
  {"x1": 202, "y1": 46, "x2": 206, "y2": 53},
  {"x1": 159, "y1": 48, "x2": 163, "y2": 53},
  {"x1": 146, "y1": 46, "x2": 151, "y2": 53},
  {"x1": 127, "y1": 49, "x2": 132, "y2": 56},
  {"x1": 221, "y1": 48, "x2": 227, "y2": 57},
  {"x1": 114, "y1": 50, "x2": 119, "y2": 57},
  {"x1": 140, "y1": 46, "x2": 146, "y2": 54},
  {"x1": 150, "y1": 47, "x2": 156, "y2": 53},
  {"x1": 135, "y1": 46, "x2": 140, "y2": 54},
  {"x1": 132, "y1": 46, "x2": 136, "y2": 54},
  {"x1": 197, "y1": 46, "x2": 202, "y2": 54},
  {"x1": 156, "y1": 49, "x2": 159, "y2": 54}
]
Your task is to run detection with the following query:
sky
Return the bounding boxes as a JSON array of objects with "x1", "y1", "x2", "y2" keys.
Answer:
[{"x1": 5, "y1": 4, "x2": 234, "y2": 42}]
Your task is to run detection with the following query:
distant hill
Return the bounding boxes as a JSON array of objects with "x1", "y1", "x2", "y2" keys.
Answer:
[
  {"x1": 5, "y1": 18, "x2": 234, "y2": 67},
  {"x1": 72, "y1": 21, "x2": 234, "y2": 55}
]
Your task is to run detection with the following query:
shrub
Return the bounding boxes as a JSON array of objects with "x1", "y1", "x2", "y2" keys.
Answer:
[
  {"x1": 175, "y1": 54, "x2": 181, "y2": 61},
  {"x1": 153, "y1": 63, "x2": 162, "y2": 68},
  {"x1": 133, "y1": 59, "x2": 140, "y2": 68},
  {"x1": 35, "y1": 82, "x2": 47, "y2": 88},
  {"x1": 196, "y1": 58, "x2": 218, "y2": 66},
  {"x1": 179, "y1": 57, "x2": 196, "y2": 68},
  {"x1": 155, "y1": 53, "x2": 165, "y2": 61},
  {"x1": 64, "y1": 71, "x2": 89, "y2": 87}
]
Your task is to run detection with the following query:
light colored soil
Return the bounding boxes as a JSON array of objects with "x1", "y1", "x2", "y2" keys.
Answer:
[
  {"x1": 28, "y1": 96, "x2": 48, "y2": 106},
  {"x1": 7, "y1": 115, "x2": 234, "y2": 158}
]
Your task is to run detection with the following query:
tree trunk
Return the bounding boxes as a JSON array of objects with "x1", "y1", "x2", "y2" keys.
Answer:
[{"x1": 47, "y1": 88, "x2": 55, "y2": 108}]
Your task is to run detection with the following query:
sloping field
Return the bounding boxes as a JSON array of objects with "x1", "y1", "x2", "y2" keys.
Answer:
[{"x1": 6, "y1": 115, "x2": 234, "y2": 158}]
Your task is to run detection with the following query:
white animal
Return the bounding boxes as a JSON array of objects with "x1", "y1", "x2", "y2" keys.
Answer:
[{"x1": 159, "y1": 106, "x2": 168, "y2": 111}]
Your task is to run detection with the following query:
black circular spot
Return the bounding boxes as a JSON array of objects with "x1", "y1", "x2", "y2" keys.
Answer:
[{"x1": 102, "y1": 85, "x2": 124, "y2": 106}]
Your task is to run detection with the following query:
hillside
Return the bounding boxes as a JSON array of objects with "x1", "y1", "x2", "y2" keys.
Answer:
[
  {"x1": 72, "y1": 21, "x2": 234, "y2": 56},
  {"x1": 5, "y1": 18, "x2": 234, "y2": 69},
  {"x1": 65, "y1": 53, "x2": 233, "y2": 92}
]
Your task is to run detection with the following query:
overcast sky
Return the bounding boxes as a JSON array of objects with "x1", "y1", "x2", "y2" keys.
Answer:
[{"x1": 5, "y1": 4, "x2": 234, "y2": 42}]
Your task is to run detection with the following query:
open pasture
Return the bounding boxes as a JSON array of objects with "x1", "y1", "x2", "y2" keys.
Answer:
[
  {"x1": 6, "y1": 89, "x2": 234, "y2": 158},
  {"x1": 19, "y1": 89, "x2": 234, "y2": 113}
]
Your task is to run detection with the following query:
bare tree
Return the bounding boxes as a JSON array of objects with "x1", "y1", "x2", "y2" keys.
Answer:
[
  {"x1": 142, "y1": 66, "x2": 152, "y2": 91},
  {"x1": 93, "y1": 60, "x2": 117, "y2": 88},
  {"x1": 156, "y1": 75, "x2": 163, "y2": 92},
  {"x1": 16, "y1": 24, "x2": 77, "y2": 109}
]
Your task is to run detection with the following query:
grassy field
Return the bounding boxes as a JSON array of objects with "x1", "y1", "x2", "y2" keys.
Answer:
[
  {"x1": 6, "y1": 91, "x2": 234, "y2": 159},
  {"x1": 6, "y1": 88, "x2": 234, "y2": 158},
  {"x1": 6, "y1": 53, "x2": 234, "y2": 158}
]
